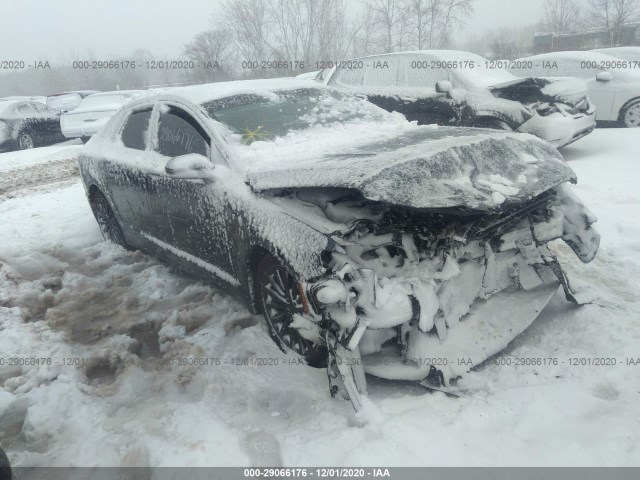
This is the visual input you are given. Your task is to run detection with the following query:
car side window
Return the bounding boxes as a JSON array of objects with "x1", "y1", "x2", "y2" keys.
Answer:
[
  {"x1": 330, "y1": 66, "x2": 365, "y2": 87},
  {"x1": 157, "y1": 107, "x2": 209, "y2": 158},
  {"x1": 121, "y1": 109, "x2": 152, "y2": 150},
  {"x1": 400, "y1": 56, "x2": 443, "y2": 89},
  {"x1": 362, "y1": 55, "x2": 400, "y2": 87},
  {"x1": 17, "y1": 103, "x2": 37, "y2": 115}
]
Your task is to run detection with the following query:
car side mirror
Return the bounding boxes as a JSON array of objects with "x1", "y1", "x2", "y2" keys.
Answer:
[
  {"x1": 165, "y1": 153, "x2": 215, "y2": 181},
  {"x1": 596, "y1": 72, "x2": 613, "y2": 82},
  {"x1": 435, "y1": 81, "x2": 453, "y2": 97}
]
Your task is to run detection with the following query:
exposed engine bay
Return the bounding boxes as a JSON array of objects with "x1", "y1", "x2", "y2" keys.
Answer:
[{"x1": 269, "y1": 184, "x2": 600, "y2": 408}]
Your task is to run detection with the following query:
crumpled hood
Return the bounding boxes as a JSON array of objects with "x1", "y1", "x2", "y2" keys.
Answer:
[
  {"x1": 246, "y1": 127, "x2": 576, "y2": 211},
  {"x1": 489, "y1": 77, "x2": 589, "y2": 106}
]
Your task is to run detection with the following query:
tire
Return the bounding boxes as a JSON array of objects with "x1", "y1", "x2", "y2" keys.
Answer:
[
  {"x1": 619, "y1": 99, "x2": 640, "y2": 128},
  {"x1": 90, "y1": 190, "x2": 128, "y2": 247},
  {"x1": 473, "y1": 118, "x2": 512, "y2": 131},
  {"x1": 17, "y1": 130, "x2": 35, "y2": 150},
  {"x1": 256, "y1": 254, "x2": 328, "y2": 367},
  {"x1": 0, "y1": 447, "x2": 11, "y2": 480}
]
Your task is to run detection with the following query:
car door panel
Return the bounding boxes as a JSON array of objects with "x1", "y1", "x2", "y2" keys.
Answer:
[
  {"x1": 145, "y1": 105, "x2": 238, "y2": 286},
  {"x1": 586, "y1": 78, "x2": 616, "y2": 120}
]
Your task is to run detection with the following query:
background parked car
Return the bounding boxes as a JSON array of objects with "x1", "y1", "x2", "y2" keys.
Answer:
[
  {"x1": 0, "y1": 446, "x2": 11, "y2": 480},
  {"x1": 320, "y1": 50, "x2": 596, "y2": 148},
  {"x1": 513, "y1": 51, "x2": 640, "y2": 127},
  {"x1": 60, "y1": 90, "x2": 143, "y2": 141},
  {"x1": 592, "y1": 46, "x2": 640, "y2": 63},
  {"x1": 0, "y1": 100, "x2": 64, "y2": 151},
  {"x1": 46, "y1": 90, "x2": 100, "y2": 113},
  {"x1": 0, "y1": 95, "x2": 46, "y2": 104}
]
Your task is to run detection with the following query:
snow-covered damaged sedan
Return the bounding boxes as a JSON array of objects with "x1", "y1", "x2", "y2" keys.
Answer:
[{"x1": 78, "y1": 79, "x2": 600, "y2": 409}]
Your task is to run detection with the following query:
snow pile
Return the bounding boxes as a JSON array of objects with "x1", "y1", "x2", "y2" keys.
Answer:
[{"x1": 1, "y1": 129, "x2": 640, "y2": 466}]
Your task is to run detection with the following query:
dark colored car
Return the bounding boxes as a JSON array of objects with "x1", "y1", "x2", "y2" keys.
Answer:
[
  {"x1": 0, "y1": 446, "x2": 11, "y2": 480},
  {"x1": 0, "y1": 100, "x2": 64, "y2": 151},
  {"x1": 79, "y1": 79, "x2": 599, "y2": 409},
  {"x1": 320, "y1": 50, "x2": 596, "y2": 148}
]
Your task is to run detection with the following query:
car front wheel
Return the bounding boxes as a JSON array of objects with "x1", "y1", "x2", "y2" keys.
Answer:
[
  {"x1": 256, "y1": 254, "x2": 327, "y2": 367},
  {"x1": 17, "y1": 131, "x2": 35, "y2": 150},
  {"x1": 619, "y1": 99, "x2": 640, "y2": 128},
  {"x1": 91, "y1": 190, "x2": 127, "y2": 247}
]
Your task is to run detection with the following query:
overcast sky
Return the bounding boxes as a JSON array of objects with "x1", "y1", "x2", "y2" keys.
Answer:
[{"x1": 1, "y1": 0, "x2": 545, "y2": 60}]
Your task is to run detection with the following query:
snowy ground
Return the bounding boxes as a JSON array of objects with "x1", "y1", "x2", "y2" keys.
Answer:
[{"x1": 1, "y1": 130, "x2": 639, "y2": 467}]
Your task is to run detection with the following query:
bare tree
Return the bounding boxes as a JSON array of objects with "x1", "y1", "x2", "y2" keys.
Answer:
[
  {"x1": 436, "y1": 0, "x2": 474, "y2": 47},
  {"x1": 406, "y1": 0, "x2": 474, "y2": 50},
  {"x1": 543, "y1": 0, "x2": 581, "y2": 33},
  {"x1": 611, "y1": 0, "x2": 640, "y2": 43},
  {"x1": 365, "y1": 0, "x2": 410, "y2": 52},
  {"x1": 351, "y1": 3, "x2": 380, "y2": 56},
  {"x1": 489, "y1": 26, "x2": 535, "y2": 60},
  {"x1": 222, "y1": 0, "x2": 273, "y2": 64},
  {"x1": 587, "y1": 0, "x2": 640, "y2": 45},
  {"x1": 183, "y1": 28, "x2": 236, "y2": 82}
]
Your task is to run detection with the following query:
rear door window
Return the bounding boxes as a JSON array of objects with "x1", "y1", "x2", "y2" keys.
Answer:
[
  {"x1": 156, "y1": 107, "x2": 209, "y2": 157},
  {"x1": 16, "y1": 103, "x2": 37, "y2": 115},
  {"x1": 121, "y1": 109, "x2": 152, "y2": 150}
]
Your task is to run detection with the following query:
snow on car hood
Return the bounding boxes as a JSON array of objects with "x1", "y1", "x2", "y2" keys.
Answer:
[
  {"x1": 489, "y1": 77, "x2": 589, "y2": 105},
  {"x1": 243, "y1": 126, "x2": 576, "y2": 211}
]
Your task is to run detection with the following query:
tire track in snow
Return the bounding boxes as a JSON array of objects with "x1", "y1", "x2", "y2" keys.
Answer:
[{"x1": 0, "y1": 157, "x2": 79, "y2": 200}]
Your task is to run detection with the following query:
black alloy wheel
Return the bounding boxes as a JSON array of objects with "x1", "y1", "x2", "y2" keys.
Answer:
[
  {"x1": 256, "y1": 254, "x2": 327, "y2": 367},
  {"x1": 91, "y1": 191, "x2": 127, "y2": 247}
]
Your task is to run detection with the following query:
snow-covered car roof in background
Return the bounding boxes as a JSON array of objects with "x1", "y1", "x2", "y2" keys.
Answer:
[
  {"x1": 47, "y1": 90, "x2": 100, "y2": 97},
  {"x1": 331, "y1": 50, "x2": 520, "y2": 87},
  {"x1": 343, "y1": 49, "x2": 487, "y2": 62},
  {"x1": 67, "y1": 90, "x2": 146, "y2": 115},
  {"x1": 83, "y1": 90, "x2": 143, "y2": 99},
  {"x1": 522, "y1": 50, "x2": 623, "y2": 63},
  {"x1": 145, "y1": 78, "x2": 321, "y2": 105},
  {"x1": 592, "y1": 46, "x2": 640, "y2": 56}
]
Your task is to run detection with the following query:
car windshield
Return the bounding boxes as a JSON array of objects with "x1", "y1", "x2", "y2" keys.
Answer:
[{"x1": 201, "y1": 88, "x2": 387, "y2": 144}]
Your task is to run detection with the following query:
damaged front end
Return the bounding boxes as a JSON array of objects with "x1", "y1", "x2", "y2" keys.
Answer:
[
  {"x1": 294, "y1": 184, "x2": 599, "y2": 409},
  {"x1": 489, "y1": 77, "x2": 596, "y2": 148}
]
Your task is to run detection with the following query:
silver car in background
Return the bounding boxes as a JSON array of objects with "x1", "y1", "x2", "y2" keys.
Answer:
[
  {"x1": 46, "y1": 90, "x2": 100, "y2": 113},
  {"x1": 591, "y1": 47, "x2": 640, "y2": 63},
  {"x1": 513, "y1": 51, "x2": 640, "y2": 127},
  {"x1": 60, "y1": 90, "x2": 142, "y2": 141}
]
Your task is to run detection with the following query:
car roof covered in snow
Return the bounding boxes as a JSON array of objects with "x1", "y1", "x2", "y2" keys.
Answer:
[
  {"x1": 343, "y1": 49, "x2": 486, "y2": 62},
  {"x1": 84, "y1": 90, "x2": 144, "y2": 98},
  {"x1": 143, "y1": 78, "x2": 321, "y2": 105},
  {"x1": 520, "y1": 51, "x2": 621, "y2": 63}
]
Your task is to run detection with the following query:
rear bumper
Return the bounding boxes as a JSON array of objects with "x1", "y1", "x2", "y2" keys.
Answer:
[
  {"x1": 61, "y1": 116, "x2": 110, "y2": 138},
  {"x1": 518, "y1": 110, "x2": 596, "y2": 148}
]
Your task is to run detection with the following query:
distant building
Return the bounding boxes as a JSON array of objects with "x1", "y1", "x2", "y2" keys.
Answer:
[{"x1": 533, "y1": 22, "x2": 640, "y2": 53}]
